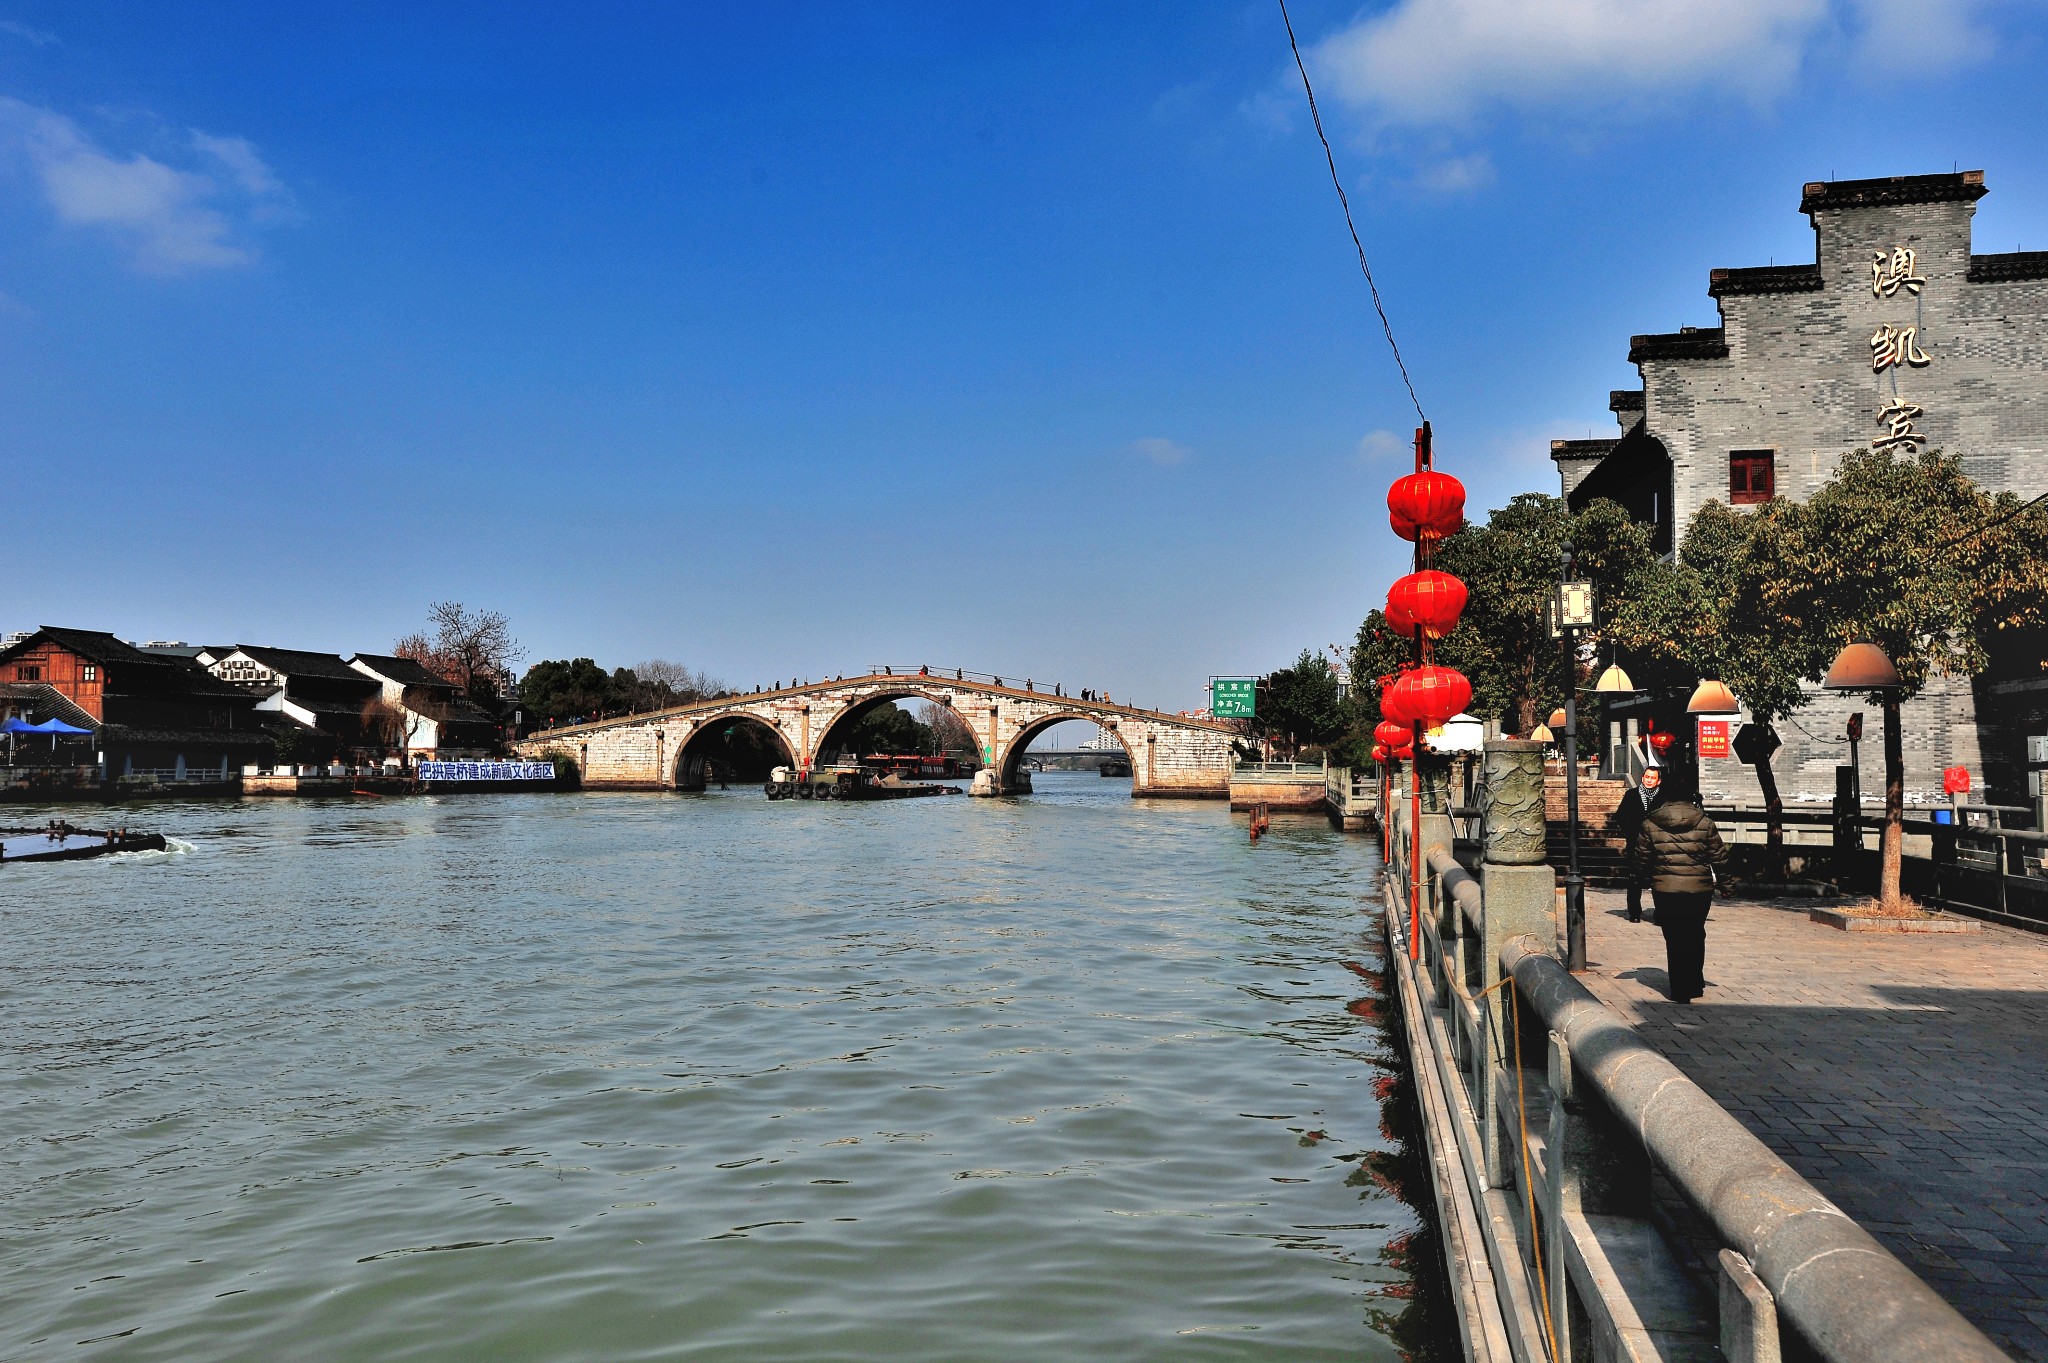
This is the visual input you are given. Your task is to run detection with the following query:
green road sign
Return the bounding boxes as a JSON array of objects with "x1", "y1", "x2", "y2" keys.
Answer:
[{"x1": 1211, "y1": 677, "x2": 1256, "y2": 718}]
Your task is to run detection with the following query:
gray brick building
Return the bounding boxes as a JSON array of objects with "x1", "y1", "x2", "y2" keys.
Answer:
[{"x1": 1550, "y1": 170, "x2": 2048, "y2": 806}]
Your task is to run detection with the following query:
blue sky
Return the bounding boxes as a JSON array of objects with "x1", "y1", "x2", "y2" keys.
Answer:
[{"x1": 4, "y1": 1, "x2": 2045, "y2": 710}]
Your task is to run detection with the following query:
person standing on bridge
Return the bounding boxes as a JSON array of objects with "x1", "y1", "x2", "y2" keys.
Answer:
[{"x1": 1623, "y1": 773, "x2": 1729, "y2": 1004}]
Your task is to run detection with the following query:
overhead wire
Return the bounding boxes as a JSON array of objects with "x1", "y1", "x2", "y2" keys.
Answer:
[{"x1": 1277, "y1": 0, "x2": 1426, "y2": 424}]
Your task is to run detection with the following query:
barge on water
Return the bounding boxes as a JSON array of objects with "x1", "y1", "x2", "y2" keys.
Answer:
[
  {"x1": 2, "y1": 821, "x2": 166, "y2": 863},
  {"x1": 764, "y1": 764, "x2": 963, "y2": 801}
]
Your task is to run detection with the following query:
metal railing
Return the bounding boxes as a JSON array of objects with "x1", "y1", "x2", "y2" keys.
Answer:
[
  {"x1": 1231, "y1": 760, "x2": 1327, "y2": 777},
  {"x1": 118, "y1": 767, "x2": 235, "y2": 783},
  {"x1": 1386, "y1": 781, "x2": 2011, "y2": 1363}
]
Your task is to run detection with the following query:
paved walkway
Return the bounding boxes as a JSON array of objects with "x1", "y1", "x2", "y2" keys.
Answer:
[{"x1": 1579, "y1": 888, "x2": 2048, "y2": 1362}]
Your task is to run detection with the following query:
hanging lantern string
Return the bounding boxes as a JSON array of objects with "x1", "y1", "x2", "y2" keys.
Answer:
[{"x1": 1276, "y1": 0, "x2": 1426, "y2": 425}]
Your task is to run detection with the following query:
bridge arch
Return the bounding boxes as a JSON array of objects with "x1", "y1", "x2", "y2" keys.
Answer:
[
  {"x1": 673, "y1": 711, "x2": 796, "y2": 790},
  {"x1": 810, "y1": 687, "x2": 983, "y2": 765},
  {"x1": 999, "y1": 711, "x2": 1135, "y2": 785}
]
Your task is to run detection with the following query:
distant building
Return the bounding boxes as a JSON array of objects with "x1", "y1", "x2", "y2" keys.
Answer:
[
  {"x1": 1551, "y1": 170, "x2": 2048, "y2": 804},
  {"x1": 0, "y1": 627, "x2": 272, "y2": 778},
  {"x1": 348, "y1": 654, "x2": 501, "y2": 757},
  {"x1": 205, "y1": 646, "x2": 385, "y2": 752}
]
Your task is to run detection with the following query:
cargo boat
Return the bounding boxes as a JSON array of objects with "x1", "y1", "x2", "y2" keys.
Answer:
[
  {"x1": 764, "y1": 764, "x2": 963, "y2": 801},
  {"x1": 2, "y1": 821, "x2": 167, "y2": 863}
]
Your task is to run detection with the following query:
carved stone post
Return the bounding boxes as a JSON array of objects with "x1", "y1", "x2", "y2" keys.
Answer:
[
  {"x1": 1477, "y1": 739, "x2": 1557, "y2": 1185},
  {"x1": 1482, "y1": 740, "x2": 1547, "y2": 865}
]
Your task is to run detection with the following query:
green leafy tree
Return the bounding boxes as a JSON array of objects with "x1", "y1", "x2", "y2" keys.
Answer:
[
  {"x1": 1785, "y1": 450, "x2": 2048, "y2": 904},
  {"x1": 834, "y1": 704, "x2": 938, "y2": 758},
  {"x1": 519, "y1": 658, "x2": 622, "y2": 725},
  {"x1": 1258, "y1": 649, "x2": 1347, "y2": 758},
  {"x1": 1611, "y1": 449, "x2": 2048, "y2": 900}
]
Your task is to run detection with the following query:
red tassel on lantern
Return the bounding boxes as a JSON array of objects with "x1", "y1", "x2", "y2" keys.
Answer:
[
  {"x1": 1388, "y1": 470, "x2": 1466, "y2": 543},
  {"x1": 1385, "y1": 570, "x2": 1469, "y2": 641},
  {"x1": 1387, "y1": 665, "x2": 1473, "y2": 729}
]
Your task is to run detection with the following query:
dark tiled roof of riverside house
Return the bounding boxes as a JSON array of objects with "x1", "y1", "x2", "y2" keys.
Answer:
[
  {"x1": 11, "y1": 626, "x2": 166, "y2": 667},
  {"x1": 231, "y1": 646, "x2": 375, "y2": 684},
  {"x1": 1550, "y1": 438, "x2": 1617, "y2": 464},
  {"x1": 1709, "y1": 264, "x2": 1823, "y2": 297},
  {"x1": 5, "y1": 626, "x2": 250, "y2": 698},
  {"x1": 0, "y1": 681, "x2": 99, "y2": 730},
  {"x1": 99, "y1": 724, "x2": 274, "y2": 750},
  {"x1": 350, "y1": 653, "x2": 461, "y2": 690},
  {"x1": 1800, "y1": 169, "x2": 1987, "y2": 213},
  {"x1": 1629, "y1": 327, "x2": 1729, "y2": 363},
  {"x1": 1609, "y1": 389, "x2": 1645, "y2": 414},
  {"x1": 1968, "y1": 250, "x2": 2048, "y2": 283}
]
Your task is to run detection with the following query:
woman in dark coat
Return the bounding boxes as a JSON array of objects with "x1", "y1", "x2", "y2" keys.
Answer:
[{"x1": 1623, "y1": 777, "x2": 1729, "y2": 1003}]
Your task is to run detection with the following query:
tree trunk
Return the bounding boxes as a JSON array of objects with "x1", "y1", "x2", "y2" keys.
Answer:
[
  {"x1": 1880, "y1": 693, "x2": 1905, "y2": 908},
  {"x1": 1752, "y1": 748, "x2": 1785, "y2": 880}
]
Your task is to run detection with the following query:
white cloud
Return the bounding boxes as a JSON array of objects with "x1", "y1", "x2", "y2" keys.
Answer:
[
  {"x1": 0, "y1": 98, "x2": 295, "y2": 273},
  {"x1": 1357, "y1": 429, "x2": 1406, "y2": 461},
  {"x1": 1308, "y1": 0, "x2": 2004, "y2": 129},
  {"x1": 0, "y1": 19, "x2": 57, "y2": 46},
  {"x1": 1130, "y1": 437, "x2": 1190, "y2": 467},
  {"x1": 1314, "y1": 0, "x2": 1825, "y2": 126},
  {"x1": 1414, "y1": 151, "x2": 1494, "y2": 194}
]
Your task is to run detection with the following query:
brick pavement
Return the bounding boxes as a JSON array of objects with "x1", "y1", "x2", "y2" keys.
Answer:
[{"x1": 1578, "y1": 888, "x2": 2048, "y2": 1362}]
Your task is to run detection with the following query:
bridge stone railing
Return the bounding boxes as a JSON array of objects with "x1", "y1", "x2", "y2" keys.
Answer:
[{"x1": 1383, "y1": 738, "x2": 2011, "y2": 1363}]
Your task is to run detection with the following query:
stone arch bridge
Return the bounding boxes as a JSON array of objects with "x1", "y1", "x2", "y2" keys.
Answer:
[{"x1": 511, "y1": 672, "x2": 1239, "y2": 797}]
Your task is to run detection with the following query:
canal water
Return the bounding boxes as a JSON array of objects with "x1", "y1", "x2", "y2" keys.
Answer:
[{"x1": 3, "y1": 773, "x2": 1447, "y2": 1361}]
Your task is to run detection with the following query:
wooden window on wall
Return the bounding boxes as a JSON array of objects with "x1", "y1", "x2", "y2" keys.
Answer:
[
  {"x1": 82, "y1": 664, "x2": 97, "y2": 681},
  {"x1": 1729, "y1": 450, "x2": 1774, "y2": 505},
  {"x1": 15, "y1": 664, "x2": 40, "y2": 681}
]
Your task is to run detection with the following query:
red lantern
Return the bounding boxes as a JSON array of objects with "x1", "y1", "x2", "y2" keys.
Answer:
[
  {"x1": 1373, "y1": 719, "x2": 1410, "y2": 749},
  {"x1": 1387, "y1": 665, "x2": 1472, "y2": 729},
  {"x1": 1370, "y1": 743, "x2": 1390, "y2": 763},
  {"x1": 1379, "y1": 672, "x2": 1418, "y2": 724},
  {"x1": 1388, "y1": 470, "x2": 1466, "y2": 543},
  {"x1": 1385, "y1": 570, "x2": 1468, "y2": 641},
  {"x1": 1648, "y1": 730, "x2": 1675, "y2": 756}
]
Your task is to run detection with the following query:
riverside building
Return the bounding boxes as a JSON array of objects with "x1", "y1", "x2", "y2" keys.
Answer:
[{"x1": 1550, "y1": 170, "x2": 2048, "y2": 806}]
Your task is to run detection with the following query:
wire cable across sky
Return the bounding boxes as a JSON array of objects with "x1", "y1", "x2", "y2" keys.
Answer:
[{"x1": 1277, "y1": 0, "x2": 1426, "y2": 424}]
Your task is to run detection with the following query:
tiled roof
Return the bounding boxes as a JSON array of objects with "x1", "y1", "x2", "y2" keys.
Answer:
[
  {"x1": 350, "y1": 653, "x2": 457, "y2": 689},
  {"x1": 2, "y1": 627, "x2": 253, "y2": 698},
  {"x1": 1968, "y1": 251, "x2": 2048, "y2": 283},
  {"x1": 0, "y1": 682, "x2": 98, "y2": 730},
  {"x1": 1550, "y1": 438, "x2": 1618, "y2": 463},
  {"x1": 1609, "y1": 390, "x2": 1644, "y2": 413},
  {"x1": 1709, "y1": 264, "x2": 1822, "y2": 297},
  {"x1": 100, "y1": 725, "x2": 274, "y2": 750},
  {"x1": 227, "y1": 646, "x2": 373, "y2": 683},
  {"x1": 1630, "y1": 328, "x2": 1728, "y2": 363},
  {"x1": 7, "y1": 626, "x2": 163, "y2": 667},
  {"x1": 1800, "y1": 170, "x2": 1986, "y2": 213}
]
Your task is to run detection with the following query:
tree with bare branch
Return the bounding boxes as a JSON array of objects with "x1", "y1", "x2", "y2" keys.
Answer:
[
  {"x1": 917, "y1": 700, "x2": 980, "y2": 756},
  {"x1": 399, "y1": 602, "x2": 524, "y2": 703}
]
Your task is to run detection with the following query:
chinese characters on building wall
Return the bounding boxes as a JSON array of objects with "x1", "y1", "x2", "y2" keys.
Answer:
[{"x1": 1869, "y1": 246, "x2": 1930, "y2": 451}]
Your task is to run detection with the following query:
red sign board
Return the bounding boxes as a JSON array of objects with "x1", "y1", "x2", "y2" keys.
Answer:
[
  {"x1": 1697, "y1": 719, "x2": 1731, "y2": 760},
  {"x1": 1943, "y1": 766, "x2": 1972, "y2": 794}
]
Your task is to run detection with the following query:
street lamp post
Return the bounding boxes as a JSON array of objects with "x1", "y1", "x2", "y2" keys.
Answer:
[
  {"x1": 1824, "y1": 642, "x2": 1905, "y2": 906},
  {"x1": 1551, "y1": 544, "x2": 1598, "y2": 971}
]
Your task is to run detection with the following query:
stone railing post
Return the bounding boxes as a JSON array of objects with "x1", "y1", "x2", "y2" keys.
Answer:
[{"x1": 1478, "y1": 738, "x2": 1555, "y2": 1185}]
